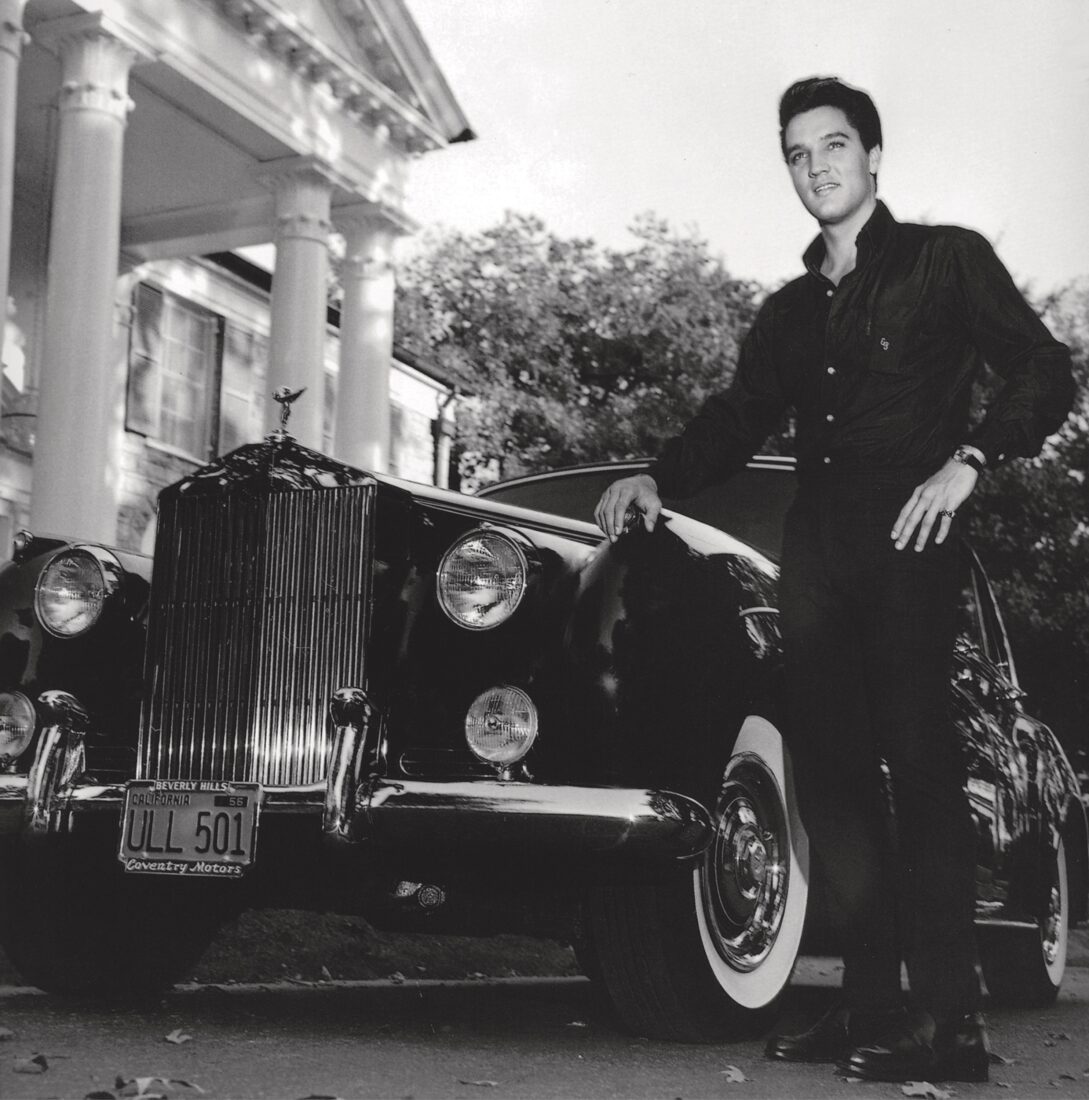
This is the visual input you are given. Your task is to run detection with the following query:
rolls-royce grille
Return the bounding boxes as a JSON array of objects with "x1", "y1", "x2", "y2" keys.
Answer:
[{"x1": 139, "y1": 484, "x2": 374, "y2": 786}]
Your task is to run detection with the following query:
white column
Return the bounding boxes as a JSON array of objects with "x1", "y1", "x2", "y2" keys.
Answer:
[
  {"x1": 260, "y1": 158, "x2": 335, "y2": 451},
  {"x1": 0, "y1": 0, "x2": 28, "y2": 421},
  {"x1": 30, "y1": 15, "x2": 141, "y2": 541},
  {"x1": 333, "y1": 207, "x2": 397, "y2": 473}
]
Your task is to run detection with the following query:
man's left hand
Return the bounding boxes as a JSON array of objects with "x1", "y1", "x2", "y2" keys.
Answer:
[{"x1": 892, "y1": 459, "x2": 978, "y2": 551}]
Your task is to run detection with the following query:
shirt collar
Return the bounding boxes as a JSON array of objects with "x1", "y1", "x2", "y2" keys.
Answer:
[{"x1": 803, "y1": 200, "x2": 897, "y2": 280}]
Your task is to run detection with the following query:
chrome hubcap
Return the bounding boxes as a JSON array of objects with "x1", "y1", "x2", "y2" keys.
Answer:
[{"x1": 700, "y1": 757, "x2": 789, "y2": 972}]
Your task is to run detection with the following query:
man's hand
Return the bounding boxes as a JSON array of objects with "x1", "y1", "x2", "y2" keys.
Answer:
[
  {"x1": 594, "y1": 474, "x2": 662, "y2": 542},
  {"x1": 891, "y1": 459, "x2": 978, "y2": 551}
]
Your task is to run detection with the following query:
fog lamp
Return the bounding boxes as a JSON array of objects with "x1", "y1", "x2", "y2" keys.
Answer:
[
  {"x1": 0, "y1": 691, "x2": 35, "y2": 761},
  {"x1": 35, "y1": 547, "x2": 121, "y2": 638},
  {"x1": 465, "y1": 686, "x2": 538, "y2": 766}
]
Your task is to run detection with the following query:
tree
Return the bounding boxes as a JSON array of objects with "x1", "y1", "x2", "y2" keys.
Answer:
[{"x1": 395, "y1": 213, "x2": 765, "y2": 485}]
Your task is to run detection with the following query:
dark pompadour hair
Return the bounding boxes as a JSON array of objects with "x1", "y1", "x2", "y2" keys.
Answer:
[{"x1": 778, "y1": 77, "x2": 882, "y2": 159}]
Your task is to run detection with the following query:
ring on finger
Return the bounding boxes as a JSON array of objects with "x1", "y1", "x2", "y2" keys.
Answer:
[{"x1": 939, "y1": 509, "x2": 956, "y2": 518}]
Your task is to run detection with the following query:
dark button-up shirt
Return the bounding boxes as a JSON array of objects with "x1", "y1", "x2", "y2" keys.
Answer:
[{"x1": 650, "y1": 201, "x2": 1075, "y2": 497}]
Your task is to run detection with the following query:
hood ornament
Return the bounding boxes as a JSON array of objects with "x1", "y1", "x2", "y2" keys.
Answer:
[{"x1": 269, "y1": 386, "x2": 306, "y2": 442}]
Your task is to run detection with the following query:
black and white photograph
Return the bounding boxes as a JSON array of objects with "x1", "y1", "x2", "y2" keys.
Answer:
[{"x1": 0, "y1": 1, "x2": 1086, "y2": 1097}]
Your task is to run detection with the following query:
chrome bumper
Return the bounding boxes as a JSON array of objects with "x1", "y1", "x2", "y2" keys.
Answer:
[
  {"x1": 0, "y1": 688, "x2": 713, "y2": 862},
  {"x1": 355, "y1": 779, "x2": 711, "y2": 858}
]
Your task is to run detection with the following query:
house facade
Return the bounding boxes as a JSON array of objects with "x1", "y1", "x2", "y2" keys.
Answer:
[{"x1": 0, "y1": 0, "x2": 470, "y2": 553}]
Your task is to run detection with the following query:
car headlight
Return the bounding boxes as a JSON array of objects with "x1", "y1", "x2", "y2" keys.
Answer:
[
  {"x1": 465, "y1": 685, "x2": 539, "y2": 766},
  {"x1": 34, "y1": 546, "x2": 123, "y2": 638},
  {"x1": 437, "y1": 528, "x2": 534, "y2": 630},
  {"x1": 0, "y1": 691, "x2": 35, "y2": 761}
]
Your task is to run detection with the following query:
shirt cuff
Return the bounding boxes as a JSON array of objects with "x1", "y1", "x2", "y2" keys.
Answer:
[{"x1": 966, "y1": 423, "x2": 1014, "y2": 467}]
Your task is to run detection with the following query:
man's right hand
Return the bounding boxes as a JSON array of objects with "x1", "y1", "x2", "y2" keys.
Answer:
[{"x1": 593, "y1": 474, "x2": 662, "y2": 542}]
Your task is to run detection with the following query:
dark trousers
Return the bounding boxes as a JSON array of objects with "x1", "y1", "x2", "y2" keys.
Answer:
[{"x1": 779, "y1": 469, "x2": 981, "y2": 1021}]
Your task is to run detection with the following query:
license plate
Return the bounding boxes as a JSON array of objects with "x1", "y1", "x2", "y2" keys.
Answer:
[{"x1": 118, "y1": 781, "x2": 261, "y2": 878}]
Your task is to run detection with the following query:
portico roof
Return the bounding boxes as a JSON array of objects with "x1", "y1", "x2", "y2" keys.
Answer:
[{"x1": 15, "y1": 0, "x2": 473, "y2": 261}]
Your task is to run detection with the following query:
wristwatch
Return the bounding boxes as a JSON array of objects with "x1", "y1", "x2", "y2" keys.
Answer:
[{"x1": 953, "y1": 445, "x2": 986, "y2": 473}]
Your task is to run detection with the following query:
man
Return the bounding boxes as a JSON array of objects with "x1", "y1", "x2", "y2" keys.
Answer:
[{"x1": 594, "y1": 77, "x2": 1074, "y2": 1083}]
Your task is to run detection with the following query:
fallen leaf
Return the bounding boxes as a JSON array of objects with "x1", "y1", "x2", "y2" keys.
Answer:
[
  {"x1": 455, "y1": 1080, "x2": 498, "y2": 1088},
  {"x1": 901, "y1": 1084, "x2": 952, "y2": 1100},
  {"x1": 1045, "y1": 1039, "x2": 1057, "y2": 1047},
  {"x1": 720, "y1": 1065, "x2": 747, "y2": 1083},
  {"x1": 164, "y1": 1030, "x2": 192, "y2": 1045},
  {"x1": 564, "y1": 1020, "x2": 588, "y2": 1029},
  {"x1": 996, "y1": 1083, "x2": 1010, "y2": 1090},
  {"x1": 1059, "y1": 1074, "x2": 1078, "y2": 1082},
  {"x1": 320, "y1": 966, "x2": 333, "y2": 982},
  {"x1": 14, "y1": 1053, "x2": 48, "y2": 1074},
  {"x1": 1048, "y1": 1032, "x2": 1072, "y2": 1041},
  {"x1": 989, "y1": 1052, "x2": 1016, "y2": 1065},
  {"x1": 466, "y1": 971, "x2": 487, "y2": 980},
  {"x1": 0, "y1": 1028, "x2": 13, "y2": 1042},
  {"x1": 388, "y1": 971, "x2": 406, "y2": 984}
]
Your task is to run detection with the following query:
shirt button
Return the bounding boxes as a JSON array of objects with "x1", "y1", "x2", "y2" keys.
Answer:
[
  {"x1": 827, "y1": 366, "x2": 836, "y2": 375},
  {"x1": 826, "y1": 289, "x2": 833, "y2": 298},
  {"x1": 823, "y1": 456, "x2": 832, "y2": 465},
  {"x1": 826, "y1": 413, "x2": 835, "y2": 422}
]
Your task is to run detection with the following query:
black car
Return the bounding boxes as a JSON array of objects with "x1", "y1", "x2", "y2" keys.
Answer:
[{"x1": 0, "y1": 428, "x2": 1084, "y2": 1042}]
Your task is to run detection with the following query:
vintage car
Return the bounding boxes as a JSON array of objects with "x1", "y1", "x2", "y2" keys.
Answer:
[{"x1": 0, "y1": 410, "x2": 1085, "y2": 1042}]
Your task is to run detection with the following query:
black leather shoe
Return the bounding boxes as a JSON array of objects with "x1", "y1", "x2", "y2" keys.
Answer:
[
  {"x1": 837, "y1": 1009, "x2": 937, "y2": 1081},
  {"x1": 933, "y1": 1012, "x2": 990, "y2": 1083},
  {"x1": 839, "y1": 1009, "x2": 991, "y2": 1083},
  {"x1": 765, "y1": 1005, "x2": 895, "y2": 1065}
]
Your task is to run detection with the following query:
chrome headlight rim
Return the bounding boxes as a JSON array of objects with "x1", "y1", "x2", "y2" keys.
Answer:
[
  {"x1": 33, "y1": 545, "x2": 123, "y2": 639},
  {"x1": 437, "y1": 526, "x2": 535, "y2": 632}
]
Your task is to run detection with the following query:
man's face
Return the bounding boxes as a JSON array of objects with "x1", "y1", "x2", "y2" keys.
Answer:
[{"x1": 782, "y1": 106, "x2": 880, "y2": 226}]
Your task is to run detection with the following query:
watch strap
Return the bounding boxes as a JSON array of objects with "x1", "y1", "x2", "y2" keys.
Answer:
[{"x1": 954, "y1": 446, "x2": 985, "y2": 473}]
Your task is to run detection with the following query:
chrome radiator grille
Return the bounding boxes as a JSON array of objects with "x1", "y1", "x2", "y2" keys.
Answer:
[{"x1": 139, "y1": 484, "x2": 374, "y2": 786}]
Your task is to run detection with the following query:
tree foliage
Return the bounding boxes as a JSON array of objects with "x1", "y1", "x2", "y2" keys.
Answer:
[{"x1": 395, "y1": 212, "x2": 764, "y2": 485}]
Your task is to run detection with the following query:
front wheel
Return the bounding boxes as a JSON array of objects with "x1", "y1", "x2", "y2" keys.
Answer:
[
  {"x1": 586, "y1": 715, "x2": 810, "y2": 1040},
  {"x1": 978, "y1": 836, "x2": 1069, "y2": 1008}
]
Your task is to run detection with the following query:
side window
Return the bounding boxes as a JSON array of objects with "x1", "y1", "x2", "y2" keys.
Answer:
[{"x1": 127, "y1": 284, "x2": 223, "y2": 461}]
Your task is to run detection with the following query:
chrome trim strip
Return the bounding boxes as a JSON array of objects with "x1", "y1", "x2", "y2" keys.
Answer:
[{"x1": 360, "y1": 780, "x2": 712, "y2": 859}]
